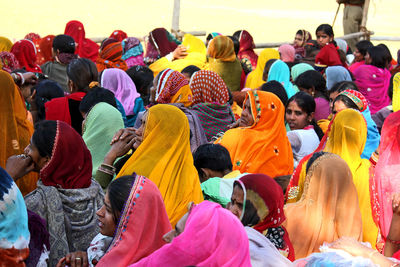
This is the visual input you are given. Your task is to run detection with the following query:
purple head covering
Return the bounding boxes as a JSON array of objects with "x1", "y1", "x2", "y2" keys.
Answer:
[{"x1": 101, "y1": 68, "x2": 140, "y2": 116}]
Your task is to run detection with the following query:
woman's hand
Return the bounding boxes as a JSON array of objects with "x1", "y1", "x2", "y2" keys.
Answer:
[
  {"x1": 228, "y1": 120, "x2": 240, "y2": 129},
  {"x1": 104, "y1": 137, "x2": 136, "y2": 166},
  {"x1": 110, "y1": 128, "x2": 136, "y2": 145},
  {"x1": 5, "y1": 155, "x2": 34, "y2": 181},
  {"x1": 56, "y1": 251, "x2": 89, "y2": 267},
  {"x1": 172, "y1": 45, "x2": 188, "y2": 60}
]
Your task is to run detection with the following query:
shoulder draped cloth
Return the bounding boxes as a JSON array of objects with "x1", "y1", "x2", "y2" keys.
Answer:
[
  {"x1": 216, "y1": 90, "x2": 293, "y2": 177},
  {"x1": 284, "y1": 153, "x2": 363, "y2": 259},
  {"x1": 0, "y1": 70, "x2": 38, "y2": 195},
  {"x1": 97, "y1": 176, "x2": 171, "y2": 266},
  {"x1": 245, "y1": 48, "x2": 280, "y2": 89},
  {"x1": 116, "y1": 104, "x2": 203, "y2": 227}
]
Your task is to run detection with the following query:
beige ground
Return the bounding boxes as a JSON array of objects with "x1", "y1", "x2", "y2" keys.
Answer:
[{"x1": 3, "y1": 0, "x2": 400, "y2": 55}]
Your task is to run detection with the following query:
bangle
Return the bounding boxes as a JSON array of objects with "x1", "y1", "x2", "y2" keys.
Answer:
[
  {"x1": 387, "y1": 237, "x2": 400, "y2": 245},
  {"x1": 368, "y1": 250, "x2": 380, "y2": 259},
  {"x1": 98, "y1": 167, "x2": 115, "y2": 176},
  {"x1": 100, "y1": 163, "x2": 116, "y2": 172},
  {"x1": 16, "y1": 73, "x2": 25, "y2": 85}
]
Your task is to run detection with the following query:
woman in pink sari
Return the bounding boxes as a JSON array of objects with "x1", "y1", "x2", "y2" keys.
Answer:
[
  {"x1": 372, "y1": 111, "x2": 400, "y2": 243},
  {"x1": 354, "y1": 46, "x2": 391, "y2": 114},
  {"x1": 129, "y1": 201, "x2": 251, "y2": 267}
]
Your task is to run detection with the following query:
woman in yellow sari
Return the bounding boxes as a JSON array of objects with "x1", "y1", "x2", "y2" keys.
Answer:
[
  {"x1": 216, "y1": 90, "x2": 293, "y2": 178},
  {"x1": 116, "y1": 104, "x2": 203, "y2": 227},
  {"x1": 244, "y1": 48, "x2": 280, "y2": 89},
  {"x1": 0, "y1": 70, "x2": 38, "y2": 195},
  {"x1": 149, "y1": 34, "x2": 207, "y2": 77},
  {"x1": 206, "y1": 35, "x2": 243, "y2": 92},
  {"x1": 287, "y1": 109, "x2": 379, "y2": 248}
]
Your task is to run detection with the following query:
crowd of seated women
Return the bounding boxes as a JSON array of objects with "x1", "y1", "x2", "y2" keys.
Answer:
[{"x1": 2, "y1": 20, "x2": 400, "y2": 266}]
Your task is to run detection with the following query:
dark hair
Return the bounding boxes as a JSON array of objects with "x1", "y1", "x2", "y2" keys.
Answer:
[
  {"x1": 261, "y1": 80, "x2": 288, "y2": 106},
  {"x1": 333, "y1": 94, "x2": 359, "y2": 112},
  {"x1": 306, "y1": 151, "x2": 327, "y2": 173},
  {"x1": 67, "y1": 58, "x2": 98, "y2": 92},
  {"x1": 232, "y1": 30, "x2": 241, "y2": 40},
  {"x1": 228, "y1": 36, "x2": 240, "y2": 56},
  {"x1": 316, "y1": 24, "x2": 334, "y2": 38},
  {"x1": 232, "y1": 183, "x2": 260, "y2": 226},
  {"x1": 296, "y1": 29, "x2": 304, "y2": 36},
  {"x1": 367, "y1": 46, "x2": 387, "y2": 69},
  {"x1": 79, "y1": 87, "x2": 117, "y2": 114},
  {"x1": 52, "y1": 34, "x2": 75, "y2": 54},
  {"x1": 107, "y1": 175, "x2": 136, "y2": 224},
  {"x1": 388, "y1": 73, "x2": 396, "y2": 101},
  {"x1": 181, "y1": 65, "x2": 200, "y2": 77},
  {"x1": 206, "y1": 33, "x2": 216, "y2": 42},
  {"x1": 193, "y1": 144, "x2": 233, "y2": 181},
  {"x1": 264, "y1": 59, "x2": 277, "y2": 74},
  {"x1": 126, "y1": 65, "x2": 153, "y2": 105},
  {"x1": 377, "y1": 43, "x2": 393, "y2": 68},
  {"x1": 34, "y1": 80, "x2": 65, "y2": 121},
  {"x1": 329, "y1": 81, "x2": 359, "y2": 94},
  {"x1": 355, "y1": 40, "x2": 373, "y2": 57},
  {"x1": 304, "y1": 40, "x2": 320, "y2": 57},
  {"x1": 286, "y1": 92, "x2": 324, "y2": 140},
  {"x1": 32, "y1": 120, "x2": 57, "y2": 158},
  {"x1": 294, "y1": 70, "x2": 327, "y2": 99}
]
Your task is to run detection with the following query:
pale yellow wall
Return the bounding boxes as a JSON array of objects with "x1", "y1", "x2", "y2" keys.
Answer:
[{"x1": 2, "y1": 0, "x2": 400, "y2": 55}]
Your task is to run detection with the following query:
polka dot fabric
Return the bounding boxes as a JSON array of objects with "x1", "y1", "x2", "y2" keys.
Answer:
[{"x1": 189, "y1": 70, "x2": 229, "y2": 105}]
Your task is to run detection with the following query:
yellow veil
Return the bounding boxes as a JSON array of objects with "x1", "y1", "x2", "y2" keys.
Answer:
[
  {"x1": 116, "y1": 104, "x2": 203, "y2": 226},
  {"x1": 324, "y1": 109, "x2": 378, "y2": 247},
  {"x1": 244, "y1": 48, "x2": 280, "y2": 89}
]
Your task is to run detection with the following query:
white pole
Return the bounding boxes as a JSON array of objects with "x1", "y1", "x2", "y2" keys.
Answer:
[{"x1": 172, "y1": 0, "x2": 180, "y2": 33}]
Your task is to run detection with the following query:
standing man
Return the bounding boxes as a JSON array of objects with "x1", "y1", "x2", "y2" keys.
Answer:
[{"x1": 337, "y1": 0, "x2": 365, "y2": 51}]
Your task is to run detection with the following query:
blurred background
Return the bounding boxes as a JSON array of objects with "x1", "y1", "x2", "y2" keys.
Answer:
[{"x1": 3, "y1": 0, "x2": 400, "y2": 55}]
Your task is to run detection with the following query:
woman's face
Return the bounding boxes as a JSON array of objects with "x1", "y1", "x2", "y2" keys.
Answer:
[
  {"x1": 24, "y1": 139, "x2": 49, "y2": 172},
  {"x1": 294, "y1": 34, "x2": 303, "y2": 47},
  {"x1": 286, "y1": 100, "x2": 312, "y2": 130},
  {"x1": 332, "y1": 100, "x2": 348, "y2": 115},
  {"x1": 227, "y1": 185, "x2": 244, "y2": 219},
  {"x1": 162, "y1": 212, "x2": 189, "y2": 243},
  {"x1": 316, "y1": 31, "x2": 333, "y2": 48},
  {"x1": 365, "y1": 52, "x2": 372, "y2": 65},
  {"x1": 239, "y1": 98, "x2": 255, "y2": 127},
  {"x1": 133, "y1": 112, "x2": 148, "y2": 149},
  {"x1": 353, "y1": 49, "x2": 364, "y2": 62},
  {"x1": 96, "y1": 191, "x2": 117, "y2": 237}
]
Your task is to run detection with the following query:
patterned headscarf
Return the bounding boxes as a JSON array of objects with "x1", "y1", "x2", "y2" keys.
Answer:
[
  {"x1": 155, "y1": 68, "x2": 193, "y2": 107},
  {"x1": 24, "y1": 33, "x2": 41, "y2": 41},
  {"x1": 109, "y1": 30, "x2": 127, "y2": 42},
  {"x1": 121, "y1": 37, "x2": 144, "y2": 67},
  {"x1": 0, "y1": 52, "x2": 20, "y2": 73},
  {"x1": 96, "y1": 42, "x2": 128, "y2": 73},
  {"x1": 189, "y1": 70, "x2": 229, "y2": 105},
  {"x1": 36, "y1": 35, "x2": 55, "y2": 65},
  {"x1": 338, "y1": 89, "x2": 369, "y2": 112}
]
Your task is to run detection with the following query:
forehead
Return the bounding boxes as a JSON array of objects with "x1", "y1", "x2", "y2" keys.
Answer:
[
  {"x1": 316, "y1": 31, "x2": 328, "y2": 36},
  {"x1": 287, "y1": 100, "x2": 302, "y2": 111}
]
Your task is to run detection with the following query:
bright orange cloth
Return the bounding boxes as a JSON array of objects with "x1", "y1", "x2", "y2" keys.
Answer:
[
  {"x1": 0, "y1": 70, "x2": 38, "y2": 195},
  {"x1": 116, "y1": 104, "x2": 203, "y2": 227},
  {"x1": 216, "y1": 90, "x2": 293, "y2": 177},
  {"x1": 96, "y1": 42, "x2": 128, "y2": 73}
]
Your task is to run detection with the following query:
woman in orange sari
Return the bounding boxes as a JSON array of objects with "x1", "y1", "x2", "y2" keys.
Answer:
[
  {"x1": 216, "y1": 90, "x2": 293, "y2": 178},
  {"x1": 0, "y1": 70, "x2": 38, "y2": 195},
  {"x1": 96, "y1": 41, "x2": 128, "y2": 73}
]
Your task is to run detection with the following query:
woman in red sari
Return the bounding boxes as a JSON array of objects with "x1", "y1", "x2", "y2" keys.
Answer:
[
  {"x1": 64, "y1": 20, "x2": 100, "y2": 62},
  {"x1": 11, "y1": 39, "x2": 42, "y2": 72}
]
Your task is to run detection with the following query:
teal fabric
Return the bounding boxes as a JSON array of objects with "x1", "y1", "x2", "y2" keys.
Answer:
[
  {"x1": 82, "y1": 103, "x2": 124, "y2": 178},
  {"x1": 268, "y1": 60, "x2": 297, "y2": 98},
  {"x1": 126, "y1": 97, "x2": 145, "y2": 127}
]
